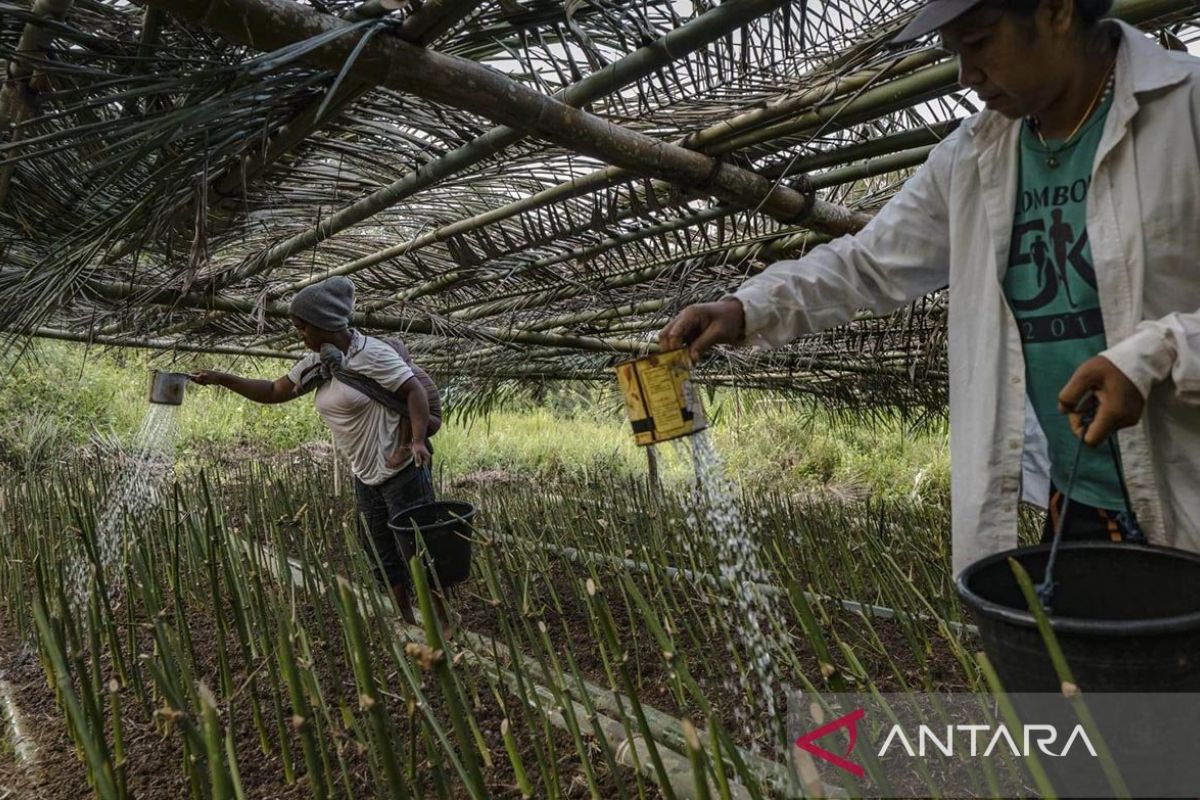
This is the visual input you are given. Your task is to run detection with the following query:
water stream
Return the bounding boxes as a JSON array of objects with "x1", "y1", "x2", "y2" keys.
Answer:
[
  {"x1": 672, "y1": 430, "x2": 786, "y2": 747},
  {"x1": 68, "y1": 402, "x2": 180, "y2": 610}
]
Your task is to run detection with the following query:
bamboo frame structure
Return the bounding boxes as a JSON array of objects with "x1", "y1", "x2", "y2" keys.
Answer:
[
  {"x1": 0, "y1": 0, "x2": 1195, "y2": 410},
  {"x1": 208, "y1": 0, "x2": 486, "y2": 201},
  {"x1": 229, "y1": 0, "x2": 797, "y2": 284},
  {"x1": 133, "y1": 0, "x2": 857, "y2": 270}
]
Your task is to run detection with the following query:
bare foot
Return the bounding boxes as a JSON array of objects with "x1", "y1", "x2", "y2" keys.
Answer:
[{"x1": 391, "y1": 583, "x2": 418, "y2": 626}]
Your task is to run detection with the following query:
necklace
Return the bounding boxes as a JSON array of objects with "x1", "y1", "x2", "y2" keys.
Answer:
[{"x1": 1026, "y1": 63, "x2": 1116, "y2": 169}]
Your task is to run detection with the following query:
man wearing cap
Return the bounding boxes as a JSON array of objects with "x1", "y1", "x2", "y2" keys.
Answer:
[
  {"x1": 193, "y1": 276, "x2": 440, "y2": 625},
  {"x1": 661, "y1": 0, "x2": 1200, "y2": 576}
]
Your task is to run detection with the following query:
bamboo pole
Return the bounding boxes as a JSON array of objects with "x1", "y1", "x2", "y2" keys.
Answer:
[
  {"x1": 693, "y1": 63, "x2": 958, "y2": 159},
  {"x1": 418, "y1": 342, "x2": 586, "y2": 364},
  {"x1": 293, "y1": 54, "x2": 945, "y2": 299},
  {"x1": 704, "y1": 0, "x2": 1188, "y2": 155},
  {"x1": 391, "y1": 122, "x2": 956, "y2": 306},
  {"x1": 349, "y1": 65, "x2": 950, "y2": 311},
  {"x1": 681, "y1": 50, "x2": 946, "y2": 151},
  {"x1": 531, "y1": 138, "x2": 943, "y2": 271},
  {"x1": 210, "y1": 0, "x2": 483, "y2": 200},
  {"x1": 395, "y1": 365, "x2": 949, "y2": 384},
  {"x1": 112, "y1": 0, "x2": 1178, "y2": 350},
  {"x1": 23, "y1": 326, "x2": 295, "y2": 359},
  {"x1": 424, "y1": 143, "x2": 933, "y2": 323},
  {"x1": 405, "y1": 0, "x2": 1193, "y2": 323},
  {"x1": 427, "y1": 304, "x2": 946, "y2": 356},
  {"x1": 202, "y1": 0, "x2": 795, "y2": 286},
  {"x1": 70, "y1": 276, "x2": 657, "y2": 354},
  {"x1": 341, "y1": 0, "x2": 1185, "y2": 309},
  {"x1": 761, "y1": 120, "x2": 959, "y2": 177},
  {"x1": 422, "y1": 146, "x2": 935, "y2": 336},
  {"x1": 440, "y1": 229, "x2": 832, "y2": 322},
  {"x1": 420, "y1": 308, "x2": 947, "y2": 365},
  {"x1": 22, "y1": 0, "x2": 1183, "y2": 368},
  {"x1": 0, "y1": 0, "x2": 76, "y2": 209},
  {"x1": 526, "y1": 300, "x2": 668, "y2": 333}
]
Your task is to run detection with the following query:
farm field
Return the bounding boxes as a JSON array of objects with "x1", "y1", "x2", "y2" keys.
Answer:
[
  {"x1": 0, "y1": 422, "x2": 1001, "y2": 799},
  {"x1": 0, "y1": 342, "x2": 1038, "y2": 799},
  {"x1": 3, "y1": 0, "x2": 1199, "y2": 795},
  {"x1": 0, "y1": 343, "x2": 952, "y2": 505}
]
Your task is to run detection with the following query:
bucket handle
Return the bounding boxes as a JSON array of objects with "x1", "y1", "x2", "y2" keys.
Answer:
[{"x1": 1036, "y1": 391, "x2": 1146, "y2": 612}]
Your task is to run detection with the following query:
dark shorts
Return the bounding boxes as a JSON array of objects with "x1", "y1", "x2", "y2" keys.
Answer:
[
  {"x1": 1041, "y1": 484, "x2": 1144, "y2": 544},
  {"x1": 354, "y1": 463, "x2": 435, "y2": 589}
]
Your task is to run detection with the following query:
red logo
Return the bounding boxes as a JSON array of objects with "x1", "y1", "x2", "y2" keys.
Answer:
[{"x1": 795, "y1": 708, "x2": 866, "y2": 778}]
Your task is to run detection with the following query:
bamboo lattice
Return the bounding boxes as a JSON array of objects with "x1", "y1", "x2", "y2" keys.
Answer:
[{"x1": 0, "y1": 0, "x2": 1196, "y2": 411}]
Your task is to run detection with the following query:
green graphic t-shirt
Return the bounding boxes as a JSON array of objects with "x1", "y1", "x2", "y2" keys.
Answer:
[{"x1": 1003, "y1": 92, "x2": 1126, "y2": 511}]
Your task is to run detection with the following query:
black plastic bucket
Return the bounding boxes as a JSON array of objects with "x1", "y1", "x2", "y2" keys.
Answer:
[
  {"x1": 956, "y1": 542, "x2": 1200, "y2": 692},
  {"x1": 389, "y1": 501, "x2": 476, "y2": 589}
]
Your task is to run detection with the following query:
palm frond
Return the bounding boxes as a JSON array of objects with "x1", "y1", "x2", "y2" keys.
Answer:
[{"x1": 1, "y1": 0, "x2": 1196, "y2": 413}]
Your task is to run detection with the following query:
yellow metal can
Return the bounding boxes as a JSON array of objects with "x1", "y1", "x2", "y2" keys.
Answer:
[{"x1": 615, "y1": 349, "x2": 707, "y2": 446}]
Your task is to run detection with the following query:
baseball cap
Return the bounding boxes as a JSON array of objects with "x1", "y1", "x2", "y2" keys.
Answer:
[{"x1": 891, "y1": 0, "x2": 987, "y2": 44}]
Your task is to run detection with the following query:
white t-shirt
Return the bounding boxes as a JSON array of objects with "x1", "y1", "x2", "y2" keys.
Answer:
[{"x1": 287, "y1": 330, "x2": 415, "y2": 486}]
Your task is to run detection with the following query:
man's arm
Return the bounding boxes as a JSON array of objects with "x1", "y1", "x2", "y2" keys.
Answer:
[
  {"x1": 1056, "y1": 87, "x2": 1200, "y2": 444},
  {"x1": 1060, "y1": 308, "x2": 1200, "y2": 444},
  {"x1": 392, "y1": 376, "x2": 431, "y2": 467},
  {"x1": 661, "y1": 130, "x2": 959, "y2": 356},
  {"x1": 192, "y1": 371, "x2": 297, "y2": 404}
]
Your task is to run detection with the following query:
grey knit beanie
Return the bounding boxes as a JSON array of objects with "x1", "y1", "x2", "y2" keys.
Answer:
[{"x1": 289, "y1": 276, "x2": 355, "y2": 331}]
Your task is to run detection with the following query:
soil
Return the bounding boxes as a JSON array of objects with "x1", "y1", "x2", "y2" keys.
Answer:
[{"x1": 0, "y1": 593, "x2": 648, "y2": 800}]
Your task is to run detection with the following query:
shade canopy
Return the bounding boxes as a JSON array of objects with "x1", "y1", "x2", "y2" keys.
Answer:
[{"x1": 1, "y1": 0, "x2": 1195, "y2": 411}]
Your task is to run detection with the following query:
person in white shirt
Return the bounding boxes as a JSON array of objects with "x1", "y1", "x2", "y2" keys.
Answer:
[
  {"x1": 194, "y1": 276, "x2": 440, "y2": 625},
  {"x1": 661, "y1": 0, "x2": 1200, "y2": 576}
]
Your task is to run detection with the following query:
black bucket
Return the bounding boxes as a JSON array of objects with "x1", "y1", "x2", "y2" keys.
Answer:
[
  {"x1": 389, "y1": 501, "x2": 476, "y2": 589},
  {"x1": 956, "y1": 542, "x2": 1200, "y2": 692}
]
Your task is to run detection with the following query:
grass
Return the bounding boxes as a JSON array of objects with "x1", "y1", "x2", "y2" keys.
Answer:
[
  {"x1": 0, "y1": 342, "x2": 326, "y2": 464},
  {"x1": 2, "y1": 341, "x2": 950, "y2": 503},
  {"x1": 437, "y1": 405, "x2": 948, "y2": 503}
]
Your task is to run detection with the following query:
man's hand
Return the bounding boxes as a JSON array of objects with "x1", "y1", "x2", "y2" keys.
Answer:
[
  {"x1": 409, "y1": 440, "x2": 431, "y2": 469},
  {"x1": 1058, "y1": 355, "x2": 1146, "y2": 446},
  {"x1": 189, "y1": 369, "x2": 226, "y2": 386},
  {"x1": 658, "y1": 299, "x2": 746, "y2": 361}
]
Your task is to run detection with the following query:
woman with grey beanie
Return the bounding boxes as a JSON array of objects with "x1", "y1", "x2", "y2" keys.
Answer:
[{"x1": 193, "y1": 276, "x2": 444, "y2": 628}]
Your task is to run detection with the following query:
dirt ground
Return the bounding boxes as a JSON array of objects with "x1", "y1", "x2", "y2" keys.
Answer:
[{"x1": 0, "y1": 599, "x2": 643, "y2": 800}]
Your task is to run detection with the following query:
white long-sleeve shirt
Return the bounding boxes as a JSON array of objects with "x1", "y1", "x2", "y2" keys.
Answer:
[{"x1": 734, "y1": 22, "x2": 1200, "y2": 576}]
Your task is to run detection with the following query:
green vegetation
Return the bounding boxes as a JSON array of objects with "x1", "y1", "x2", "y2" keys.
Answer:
[
  {"x1": 0, "y1": 342, "x2": 325, "y2": 465},
  {"x1": 1, "y1": 342, "x2": 949, "y2": 503},
  {"x1": 0, "y1": 344, "x2": 975, "y2": 797},
  {"x1": 0, "y1": 457, "x2": 974, "y2": 798}
]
